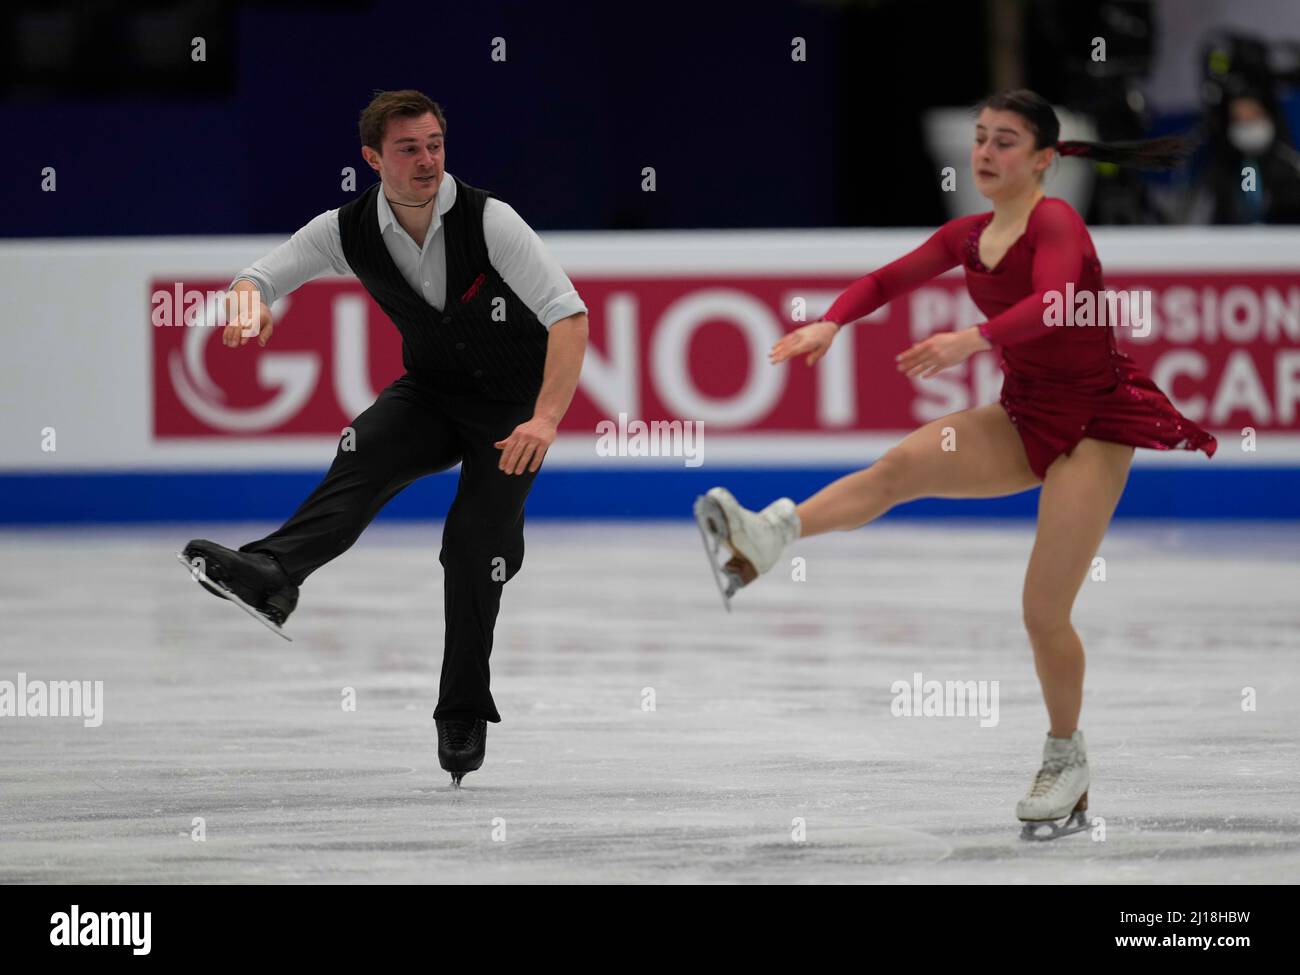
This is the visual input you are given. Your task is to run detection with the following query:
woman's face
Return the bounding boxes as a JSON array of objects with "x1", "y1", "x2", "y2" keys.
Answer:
[{"x1": 971, "y1": 108, "x2": 1053, "y2": 201}]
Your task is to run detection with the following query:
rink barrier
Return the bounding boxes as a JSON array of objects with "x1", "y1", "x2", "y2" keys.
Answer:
[
  {"x1": 2, "y1": 229, "x2": 1297, "y2": 521},
  {"x1": 0, "y1": 465, "x2": 1295, "y2": 522}
]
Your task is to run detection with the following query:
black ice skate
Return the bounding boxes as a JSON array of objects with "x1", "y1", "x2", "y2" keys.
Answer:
[
  {"x1": 436, "y1": 718, "x2": 487, "y2": 788},
  {"x1": 177, "y1": 540, "x2": 298, "y2": 641}
]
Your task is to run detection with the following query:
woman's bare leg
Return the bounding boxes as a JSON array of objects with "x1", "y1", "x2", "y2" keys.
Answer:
[
  {"x1": 796, "y1": 402, "x2": 1040, "y2": 537},
  {"x1": 1022, "y1": 438, "x2": 1134, "y2": 737}
]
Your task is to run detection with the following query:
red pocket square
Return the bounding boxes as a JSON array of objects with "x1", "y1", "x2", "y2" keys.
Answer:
[{"x1": 459, "y1": 272, "x2": 487, "y2": 304}]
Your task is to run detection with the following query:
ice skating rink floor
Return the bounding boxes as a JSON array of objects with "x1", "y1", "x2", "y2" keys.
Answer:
[{"x1": 1, "y1": 519, "x2": 1296, "y2": 884}]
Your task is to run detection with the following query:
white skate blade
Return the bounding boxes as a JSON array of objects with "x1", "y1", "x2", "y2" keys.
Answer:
[
  {"x1": 1018, "y1": 801, "x2": 1090, "y2": 842},
  {"x1": 1019, "y1": 810, "x2": 1090, "y2": 841},
  {"x1": 693, "y1": 495, "x2": 743, "y2": 613},
  {"x1": 175, "y1": 551, "x2": 293, "y2": 642}
]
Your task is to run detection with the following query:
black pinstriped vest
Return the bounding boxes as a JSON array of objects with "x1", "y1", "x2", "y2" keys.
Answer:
[{"x1": 337, "y1": 177, "x2": 549, "y2": 402}]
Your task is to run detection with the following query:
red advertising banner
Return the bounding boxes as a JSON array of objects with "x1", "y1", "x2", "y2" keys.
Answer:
[{"x1": 151, "y1": 273, "x2": 1300, "y2": 438}]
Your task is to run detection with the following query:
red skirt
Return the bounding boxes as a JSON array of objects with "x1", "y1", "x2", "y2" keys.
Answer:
[{"x1": 999, "y1": 349, "x2": 1218, "y2": 480}]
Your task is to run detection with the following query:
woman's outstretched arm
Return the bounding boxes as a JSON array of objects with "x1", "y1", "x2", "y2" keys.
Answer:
[
  {"x1": 823, "y1": 220, "x2": 967, "y2": 327},
  {"x1": 773, "y1": 218, "x2": 971, "y2": 368}
]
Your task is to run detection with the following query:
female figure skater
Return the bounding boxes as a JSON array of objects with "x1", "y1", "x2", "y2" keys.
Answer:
[{"x1": 694, "y1": 89, "x2": 1217, "y2": 840}]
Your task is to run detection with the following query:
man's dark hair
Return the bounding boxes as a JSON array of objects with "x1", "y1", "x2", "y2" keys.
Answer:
[{"x1": 359, "y1": 89, "x2": 447, "y2": 152}]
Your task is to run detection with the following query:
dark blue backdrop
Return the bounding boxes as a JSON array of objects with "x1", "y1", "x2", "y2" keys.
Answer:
[{"x1": 2, "y1": 0, "x2": 842, "y2": 236}]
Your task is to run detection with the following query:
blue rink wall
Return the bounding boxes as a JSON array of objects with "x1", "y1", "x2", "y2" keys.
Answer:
[{"x1": 2, "y1": 465, "x2": 1295, "y2": 523}]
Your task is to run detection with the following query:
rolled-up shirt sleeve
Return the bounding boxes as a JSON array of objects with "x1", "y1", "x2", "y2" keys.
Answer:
[
  {"x1": 228, "y1": 209, "x2": 350, "y2": 306},
  {"x1": 483, "y1": 199, "x2": 587, "y2": 328}
]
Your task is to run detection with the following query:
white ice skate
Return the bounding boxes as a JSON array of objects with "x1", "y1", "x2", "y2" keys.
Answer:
[
  {"x1": 693, "y1": 486, "x2": 800, "y2": 612},
  {"x1": 1017, "y1": 730, "x2": 1090, "y2": 841}
]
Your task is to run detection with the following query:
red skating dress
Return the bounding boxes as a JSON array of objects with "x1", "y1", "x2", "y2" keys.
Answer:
[{"x1": 823, "y1": 196, "x2": 1217, "y2": 479}]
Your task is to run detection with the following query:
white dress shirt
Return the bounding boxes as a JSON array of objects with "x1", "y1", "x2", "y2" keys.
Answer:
[{"x1": 229, "y1": 173, "x2": 587, "y2": 328}]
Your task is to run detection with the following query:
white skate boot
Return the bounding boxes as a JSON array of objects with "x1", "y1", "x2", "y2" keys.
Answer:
[
  {"x1": 693, "y1": 486, "x2": 800, "y2": 611},
  {"x1": 1017, "y1": 730, "x2": 1091, "y2": 841}
]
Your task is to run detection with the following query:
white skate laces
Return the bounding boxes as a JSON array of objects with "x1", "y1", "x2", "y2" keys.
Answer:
[{"x1": 1028, "y1": 758, "x2": 1071, "y2": 798}]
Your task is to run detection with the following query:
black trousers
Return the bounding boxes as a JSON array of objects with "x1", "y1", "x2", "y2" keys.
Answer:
[{"x1": 239, "y1": 373, "x2": 539, "y2": 723}]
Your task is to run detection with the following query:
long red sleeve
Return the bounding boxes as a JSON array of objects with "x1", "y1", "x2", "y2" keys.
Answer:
[
  {"x1": 823, "y1": 221, "x2": 966, "y2": 326},
  {"x1": 976, "y1": 200, "x2": 1085, "y2": 347}
]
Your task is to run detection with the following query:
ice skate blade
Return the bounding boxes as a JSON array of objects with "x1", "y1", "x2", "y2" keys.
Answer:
[
  {"x1": 1019, "y1": 810, "x2": 1090, "y2": 841},
  {"x1": 175, "y1": 551, "x2": 293, "y2": 642},
  {"x1": 692, "y1": 494, "x2": 749, "y2": 613},
  {"x1": 1018, "y1": 794, "x2": 1090, "y2": 841}
]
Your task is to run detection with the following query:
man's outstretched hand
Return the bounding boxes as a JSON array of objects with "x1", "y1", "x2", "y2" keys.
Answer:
[
  {"x1": 495, "y1": 416, "x2": 558, "y2": 475},
  {"x1": 222, "y1": 285, "x2": 275, "y2": 348}
]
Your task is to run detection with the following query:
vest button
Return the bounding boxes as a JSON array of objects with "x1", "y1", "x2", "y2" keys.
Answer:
[
  {"x1": 441, "y1": 315, "x2": 451, "y2": 324},
  {"x1": 455, "y1": 342, "x2": 466, "y2": 350},
  {"x1": 472, "y1": 369, "x2": 484, "y2": 378}
]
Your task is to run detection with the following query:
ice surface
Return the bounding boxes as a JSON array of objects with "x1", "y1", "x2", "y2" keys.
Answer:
[{"x1": 1, "y1": 520, "x2": 1296, "y2": 883}]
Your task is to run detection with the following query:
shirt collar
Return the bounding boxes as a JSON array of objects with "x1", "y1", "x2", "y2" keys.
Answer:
[{"x1": 376, "y1": 172, "x2": 457, "y2": 237}]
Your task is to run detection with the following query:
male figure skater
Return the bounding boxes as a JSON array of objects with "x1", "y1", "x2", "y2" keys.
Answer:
[{"x1": 182, "y1": 89, "x2": 588, "y2": 786}]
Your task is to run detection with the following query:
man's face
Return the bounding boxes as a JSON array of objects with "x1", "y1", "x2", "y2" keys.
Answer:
[{"x1": 366, "y1": 112, "x2": 445, "y2": 202}]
